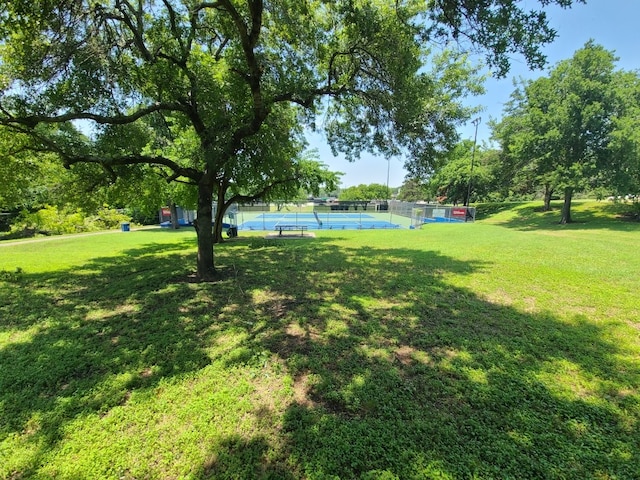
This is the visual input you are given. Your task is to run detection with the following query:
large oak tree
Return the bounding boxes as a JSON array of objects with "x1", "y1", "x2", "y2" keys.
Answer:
[
  {"x1": 493, "y1": 41, "x2": 640, "y2": 223},
  {"x1": 0, "y1": 0, "x2": 582, "y2": 279}
]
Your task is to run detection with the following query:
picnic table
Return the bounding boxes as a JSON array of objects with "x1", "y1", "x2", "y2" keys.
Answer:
[{"x1": 275, "y1": 225, "x2": 307, "y2": 236}]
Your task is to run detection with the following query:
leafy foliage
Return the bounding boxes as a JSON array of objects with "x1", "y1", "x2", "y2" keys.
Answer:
[
  {"x1": 0, "y1": 0, "x2": 585, "y2": 278},
  {"x1": 492, "y1": 42, "x2": 640, "y2": 223},
  {"x1": 397, "y1": 178, "x2": 428, "y2": 202},
  {"x1": 7, "y1": 205, "x2": 130, "y2": 237},
  {"x1": 0, "y1": 130, "x2": 69, "y2": 211},
  {"x1": 339, "y1": 183, "x2": 390, "y2": 201},
  {"x1": 426, "y1": 140, "x2": 495, "y2": 205}
]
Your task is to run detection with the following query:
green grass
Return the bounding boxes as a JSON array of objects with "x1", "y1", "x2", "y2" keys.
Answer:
[{"x1": 1, "y1": 204, "x2": 639, "y2": 479}]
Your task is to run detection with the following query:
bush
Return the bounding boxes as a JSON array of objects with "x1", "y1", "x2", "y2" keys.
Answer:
[
  {"x1": 11, "y1": 205, "x2": 79, "y2": 235},
  {"x1": 8, "y1": 205, "x2": 131, "y2": 237},
  {"x1": 89, "y1": 207, "x2": 132, "y2": 230}
]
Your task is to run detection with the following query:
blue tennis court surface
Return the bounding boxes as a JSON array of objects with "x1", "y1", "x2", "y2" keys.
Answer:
[{"x1": 238, "y1": 213, "x2": 402, "y2": 231}]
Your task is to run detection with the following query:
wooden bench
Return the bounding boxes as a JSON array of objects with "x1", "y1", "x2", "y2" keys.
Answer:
[{"x1": 275, "y1": 225, "x2": 307, "y2": 236}]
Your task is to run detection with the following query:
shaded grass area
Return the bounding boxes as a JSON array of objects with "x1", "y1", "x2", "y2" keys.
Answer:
[
  {"x1": 1, "y1": 218, "x2": 639, "y2": 479},
  {"x1": 477, "y1": 200, "x2": 640, "y2": 232}
]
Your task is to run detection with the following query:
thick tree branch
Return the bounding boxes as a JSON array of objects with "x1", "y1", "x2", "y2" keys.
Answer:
[
  {"x1": 193, "y1": 2, "x2": 224, "y2": 14},
  {"x1": 1, "y1": 121, "x2": 202, "y2": 182},
  {"x1": 0, "y1": 102, "x2": 190, "y2": 128},
  {"x1": 216, "y1": 0, "x2": 266, "y2": 155},
  {"x1": 162, "y1": 0, "x2": 187, "y2": 58},
  {"x1": 272, "y1": 85, "x2": 349, "y2": 108},
  {"x1": 113, "y1": 0, "x2": 154, "y2": 61},
  {"x1": 213, "y1": 37, "x2": 230, "y2": 60},
  {"x1": 63, "y1": 153, "x2": 202, "y2": 182},
  {"x1": 247, "y1": 0, "x2": 263, "y2": 48},
  {"x1": 226, "y1": 175, "x2": 299, "y2": 207}
]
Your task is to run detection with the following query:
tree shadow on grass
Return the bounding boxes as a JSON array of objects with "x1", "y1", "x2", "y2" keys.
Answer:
[
  {"x1": 195, "y1": 435, "x2": 298, "y2": 480},
  {"x1": 483, "y1": 201, "x2": 640, "y2": 232},
  {"x1": 0, "y1": 239, "x2": 218, "y2": 476},
  {"x1": 1, "y1": 236, "x2": 638, "y2": 478},
  {"x1": 0, "y1": 235, "x2": 346, "y2": 477},
  {"x1": 202, "y1": 238, "x2": 639, "y2": 479}
]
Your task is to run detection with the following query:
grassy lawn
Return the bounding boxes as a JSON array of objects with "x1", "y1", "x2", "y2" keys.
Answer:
[{"x1": 1, "y1": 202, "x2": 638, "y2": 479}]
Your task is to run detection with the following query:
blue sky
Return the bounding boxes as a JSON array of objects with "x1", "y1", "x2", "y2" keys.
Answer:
[{"x1": 312, "y1": 0, "x2": 640, "y2": 189}]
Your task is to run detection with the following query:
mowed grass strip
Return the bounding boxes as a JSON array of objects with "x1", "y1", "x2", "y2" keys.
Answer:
[{"x1": 0, "y1": 205, "x2": 638, "y2": 479}]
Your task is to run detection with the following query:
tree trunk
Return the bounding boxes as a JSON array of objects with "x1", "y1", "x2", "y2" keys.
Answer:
[
  {"x1": 169, "y1": 201, "x2": 180, "y2": 229},
  {"x1": 195, "y1": 179, "x2": 216, "y2": 280},
  {"x1": 543, "y1": 184, "x2": 554, "y2": 212},
  {"x1": 560, "y1": 187, "x2": 573, "y2": 224},
  {"x1": 213, "y1": 211, "x2": 224, "y2": 243},
  {"x1": 213, "y1": 185, "x2": 227, "y2": 244}
]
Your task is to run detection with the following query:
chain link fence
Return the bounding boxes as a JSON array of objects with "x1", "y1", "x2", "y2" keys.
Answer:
[{"x1": 389, "y1": 201, "x2": 476, "y2": 227}]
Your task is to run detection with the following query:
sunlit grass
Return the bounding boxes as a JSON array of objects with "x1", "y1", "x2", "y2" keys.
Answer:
[{"x1": 1, "y1": 207, "x2": 639, "y2": 479}]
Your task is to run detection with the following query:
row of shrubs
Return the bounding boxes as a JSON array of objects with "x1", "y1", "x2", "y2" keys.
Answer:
[{"x1": 3, "y1": 205, "x2": 132, "y2": 239}]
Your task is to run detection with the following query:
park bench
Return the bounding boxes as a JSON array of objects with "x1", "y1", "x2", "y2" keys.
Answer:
[{"x1": 275, "y1": 225, "x2": 307, "y2": 236}]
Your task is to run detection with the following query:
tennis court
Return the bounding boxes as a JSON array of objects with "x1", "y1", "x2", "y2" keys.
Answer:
[{"x1": 238, "y1": 212, "x2": 403, "y2": 231}]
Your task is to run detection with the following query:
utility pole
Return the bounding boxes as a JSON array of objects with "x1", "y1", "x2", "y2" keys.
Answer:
[
  {"x1": 386, "y1": 158, "x2": 390, "y2": 200},
  {"x1": 465, "y1": 117, "x2": 481, "y2": 209}
]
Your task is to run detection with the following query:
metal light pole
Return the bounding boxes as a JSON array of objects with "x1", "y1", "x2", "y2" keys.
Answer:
[
  {"x1": 386, "y1": 158, "x2": 390, "y2": 201},
  {"x1": 465, "y1": 117, "x2": 481, "y2": 210},
  {"x1": 386, "y1": 157, "x2": 392, "y2": 221}
]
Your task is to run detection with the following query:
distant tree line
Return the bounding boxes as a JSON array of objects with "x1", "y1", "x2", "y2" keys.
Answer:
[
  {"x1": 338, "y1": 183, "x2": 391, "y2": 202},
  {"x1": 400, "y1": 42, "x2": 640, "y2": 223}
]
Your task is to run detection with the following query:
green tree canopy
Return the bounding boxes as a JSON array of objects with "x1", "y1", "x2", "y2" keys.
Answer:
[
  {"x1": 0, "y1": 0, "x2": 584, "y2": 279},
  {"x1": 493, "y1": 41, "x2": 640, "y2": 223},
  {"x1": 397, "y1": 178, "x2": 428, "y2": 202},
  {"x1": 339, "y1": 183, "x2": 390, "y2": 201},
  {"x1": 607, "y1": 71, "x2": 640, "y2": 201},
  {"x1": 0, "y1": 131, "x2": 69, "y2": 212},
  {"x1": 426, "y1": 140, "x2": 493, "y2": 205}
]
